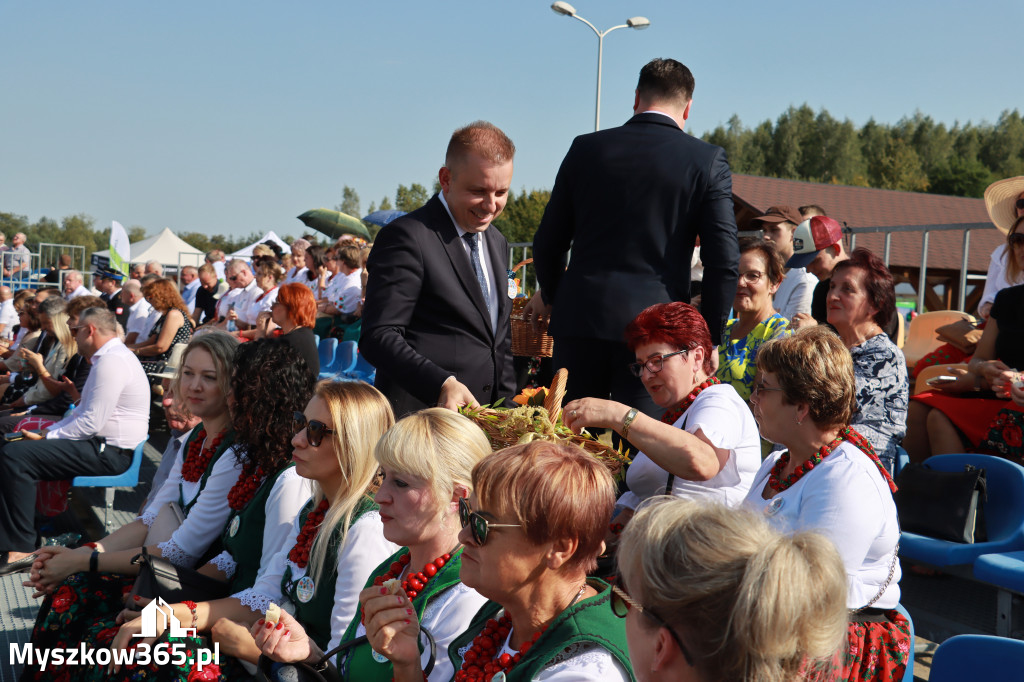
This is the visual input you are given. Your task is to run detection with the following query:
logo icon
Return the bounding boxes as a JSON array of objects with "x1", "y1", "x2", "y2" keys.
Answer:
[{"x1": 133, "y1": 597, "x2": 197, "y2": 638}]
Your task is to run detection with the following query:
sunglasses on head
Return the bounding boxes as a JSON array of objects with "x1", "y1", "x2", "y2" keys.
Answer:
[
  {"x1": 610, "y1": 584, "x2": 694, "y2": 666},
  {"x1": 292, "y1": 411, "x2": 335, "y2": 447},
  {"x1": 458, "y1": 497, "x2": 521, "y2": 546}
]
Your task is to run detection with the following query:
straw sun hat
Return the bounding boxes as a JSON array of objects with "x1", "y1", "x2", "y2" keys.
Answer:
[{"x1": 984, "y1": 176, "x2": 1024, "y2": 234}]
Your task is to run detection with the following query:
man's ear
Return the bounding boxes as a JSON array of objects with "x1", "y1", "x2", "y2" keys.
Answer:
[{"x1": 438, "y1": 166, "x2": 452, "y2": 194}]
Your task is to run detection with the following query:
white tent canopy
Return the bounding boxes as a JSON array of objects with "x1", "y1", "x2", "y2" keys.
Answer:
[
  {"x1": 92, "y1": 227, "x2": 205, "y2": 267},
  {"x1": 228, "y1": 230, "x2": 290, "y2": 260}
]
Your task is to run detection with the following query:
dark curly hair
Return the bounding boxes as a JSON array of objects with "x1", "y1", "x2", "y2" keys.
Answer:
[{"x1": 230, "y1": 337, "x2": 316, "y2": 475}]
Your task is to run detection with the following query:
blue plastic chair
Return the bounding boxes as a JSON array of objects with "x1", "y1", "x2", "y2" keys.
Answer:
[
  {"x1": 899, "y1": 454, "x2": 1024, "y2": 568},
  {"x1": 72, "y1": 438, "x2": 148, "y2": 534},
  {"x1": 894, "y1": 603, "x2": 915, "y2": 681},
  {"x1": 894, "y1": 446, "x2": 910, "y2": 477},
  {"x1": 928, "y1": 634, "x2": 1024, "y2": 681},
  {"x1": 320, "y1": 340, "x2": 358, "y2": 379},
  {"x1": 974, "y1": 550, "x2": 1024, "y2": 636},
  {"x1": 317, "y1": 337, "x2": 338, "y2": 375},
  {"x1": 341, "y1": 352, "x2": 376, "y2": 385}
]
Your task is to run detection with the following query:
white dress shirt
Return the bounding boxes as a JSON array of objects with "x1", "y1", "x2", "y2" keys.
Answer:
[
  {"x1": 46, "y1": 337, "x2": 150, "y2": 448},
  {"x1": 182, "y1": 278, "x2": 201, "y2": 313},
  {"x1": 64, "y1": 285, "x2": 91, "y2": 301},
  {"x1": 0, "y1": 299, "x2": 19, "y2": 339},
  {"x1": 327, "y1": 269, "x2": 362, "y2": 314},
  {"x1": 980, "y1": 244, "x2": 1024, "y2": 311},
  {"x1": 126, "y1": 298, "x2": 158, "y2": 340},
  {"x1": 439, "y1": 191, "x2": 500, "y2": 332}
]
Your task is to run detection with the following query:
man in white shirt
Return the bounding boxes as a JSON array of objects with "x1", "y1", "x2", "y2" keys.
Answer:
[
  {"x1": 205, "y1": 249, "x2": 227, "y2": 282},
  {"x1": 180, "y1": 265, "x2": 201, "y2": 313},
  {"x1": 3, "y1": 233, "x2": 31, "y2": 281},
  {"x1": 0, "y1": 287, "x2": 17, "y2": 340},
  {"x1": 756, "y1": 205, "x2": 817, "y2": 320},
  {"x1": 216, "y1": 259, "x2": 259, "y2": 328},
  {"x1": 122, "y1": 279, "x2": 158, "y2": 345},
  {"x1": 0, "y1": 307, "x2": 150, "y2": 572},
  {"x1": 62, "y1": 269, "x2": 91, "y2": 301}
]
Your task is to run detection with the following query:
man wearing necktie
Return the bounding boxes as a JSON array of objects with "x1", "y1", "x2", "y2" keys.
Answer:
[{"x1": 360, "y1": 121, "x2": 517, "y2": 418}]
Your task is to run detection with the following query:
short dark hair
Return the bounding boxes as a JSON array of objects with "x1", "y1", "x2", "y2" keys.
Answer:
[
  {"x1": 637, "y1": 58, "x2": 694, "y2": 103},
  {"x1": 445, "y1": 121, "x2": 515, "y2": 168},
  {"x1": 831, "y1": 248, "x2": 896, "y2": 328},
  {"x1": 799, "y1": 204, "x2": 827, "y2": 218},
  {"x1": 739, "y1": 238, "x2": 785, "y2": 287}
]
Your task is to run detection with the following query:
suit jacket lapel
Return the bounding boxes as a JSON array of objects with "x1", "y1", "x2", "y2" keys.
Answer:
[
  {"x1": 430, "y1": 197, "x2": 494, "y2": 335},
  {"x1": 484, "y1": 229, "x2": 510, "y2": 325}
]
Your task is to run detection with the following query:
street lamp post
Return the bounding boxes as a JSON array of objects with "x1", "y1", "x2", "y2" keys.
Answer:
[{"x1": 551, "y1": 1, "x2": 650, "y2": 131}]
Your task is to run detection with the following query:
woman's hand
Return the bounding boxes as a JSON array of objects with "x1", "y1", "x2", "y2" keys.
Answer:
[
  {"x1": 1010, "y1": 376, "x2": 1024, "y2": 407},
  {"x1": 58, "y1": 374, "x2": 81, "y2": 401},
  {"x1": 212, "y1": 617, "x2": 261, "y2": 661},
  {"x1": 928, "y1": 366, "x2": 973, "y2": 394},
  {"x1": 21, "y1": 429, "x2": 44, "y2": 440},
  {"x1": 109, "y1": 613, "x2": 160, "y2": 673},
  {"x1": 19, "y1": 347, "x2": 44, "y2": 373},
  {"x1": 360, "y1": 585, "x2": 422, "y2": 670},
  {"x1": 978, "y1": 360, "x2": 1017, "y2": 397},
  {"x1": 789, "y1": 312, "x2": 818, "y2": 331},
  {"x1": 250, "y1": 609, "x2": 313, "y2": 663},
  {"x1": 28, "y1": 546, "x2": 87, "y2": 593},
  {"x1": 562, "y1": 398, "x2": 629, "y2": 435}
]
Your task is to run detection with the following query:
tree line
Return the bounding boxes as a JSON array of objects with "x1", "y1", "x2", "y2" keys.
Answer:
[{"x1": 7, "y1": 107, "x2": 1019, "y2": 259}]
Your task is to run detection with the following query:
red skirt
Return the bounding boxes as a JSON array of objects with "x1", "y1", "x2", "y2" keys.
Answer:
[
  {"x1": 840, "y1": 610, "x2": 911, "y2": 681},
  {"x1": 911, "y1": 391, "x2": 1023, "y2": 447}
]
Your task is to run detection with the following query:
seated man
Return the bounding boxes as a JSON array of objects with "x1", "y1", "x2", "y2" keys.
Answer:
[{"x1": 0, "y1": 307, "x2": 150, "y2": 574}]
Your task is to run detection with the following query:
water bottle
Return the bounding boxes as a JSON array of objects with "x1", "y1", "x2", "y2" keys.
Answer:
[{"x1": 226, "y1": 303, "x2": 237, "y2": 332}]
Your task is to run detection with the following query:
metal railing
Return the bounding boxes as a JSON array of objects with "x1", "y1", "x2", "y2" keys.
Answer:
[
  {"x1": 0, "y1": 244, "x2": 87, "y2": 290},
  {"x1": 510, "y1": 221, "x2": 996, "y2": 313}
]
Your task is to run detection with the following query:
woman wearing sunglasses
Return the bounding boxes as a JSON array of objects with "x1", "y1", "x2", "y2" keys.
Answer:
[
  {"x1": 94, "y1": 338, "x2": 315, "y2": 681},
  {"x1": 745, "y1": 328, "x2": 908, "y2": 681},
  {"x1": 22, "y1": 332, "x2": 242, "y2": 680},
  {"x1": 616, "y1": 497, "x2": 848, "y2": 682},
  {"x1": 256, "y1": 408, "x2": 492, "y2": 682},
  {"x1": 360, "y1": 440, "x2": 632, "y2": 682},
  {"x1": 563, "y1": 302, "x2": 761, "y2": 540},
  {"x1": 907, "y1": 214, "x2": 1024, "y2": 464},
  {"x1": 977, "y1": 175, "x2": 1024, "y2": 320}
]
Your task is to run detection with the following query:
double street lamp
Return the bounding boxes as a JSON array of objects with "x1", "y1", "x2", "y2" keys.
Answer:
[{"x1": 551, "y1": 2, "x2": 651, "y2": 131}]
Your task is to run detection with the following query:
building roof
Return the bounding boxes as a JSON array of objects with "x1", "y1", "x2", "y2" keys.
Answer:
[{"x1": 731, "y1": 175, "x2": 1001, "y2": 272}]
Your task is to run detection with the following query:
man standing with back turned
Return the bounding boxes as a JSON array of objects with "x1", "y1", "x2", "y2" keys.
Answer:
[
  {"x1": 360, "y1": 121, "x2": 517, "y2": 418},
  {"x1": 527, "y1": 58, "x2": 739, "y2": 419}
]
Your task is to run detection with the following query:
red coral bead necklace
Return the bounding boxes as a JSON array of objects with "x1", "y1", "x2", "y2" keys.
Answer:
[
  {"x1": 227, "y1": 465, "x2": 267, "y2": 511},
  {"x1": 373, "y1": 551, "x2": 452, "y2": 600},
  {"x1": 288, "y1": 498, "x2": 330, "y2": 568},
  {"x1": 181, "y1": 428, "x2": 226, "y2": 482}
]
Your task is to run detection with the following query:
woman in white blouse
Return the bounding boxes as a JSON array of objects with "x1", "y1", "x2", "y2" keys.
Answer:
[
  {"x1": 744, "y1": 327, "x2": 909, "y2": 681},
  {"x1": 255, "y1": 408, "x2": 492, "y2": 682}
]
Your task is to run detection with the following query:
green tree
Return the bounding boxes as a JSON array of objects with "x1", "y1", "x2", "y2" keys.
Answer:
[
  {"x1": 928, "y1": 156, "x2": 992, "y2": 197},
  {"x1": 868, "y1": 138, "x2": 929, "y2": 192},
  {"x1": 379, "y1": 196, "x2": 393, "y2": 211},
  {"x1": 395, "y1": 183, "x2": 429, "y2": 212},
  {"x1": 493, "y1": 189, "x2": 551, "y2": 244},
  {"x1": 335, "y1": 185, "x2": 361, "y2": 217}
]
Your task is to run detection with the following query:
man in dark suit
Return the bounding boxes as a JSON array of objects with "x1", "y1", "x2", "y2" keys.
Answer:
[
  {"x1": 360, "y1": 122, "x2": 517, "y2": 418},
  {"x1": 93, "y1": 267, "x2": 129, "y2": 329},
  {"x1": 527, "y1": 58, "x2": 739, "y2": 420}
]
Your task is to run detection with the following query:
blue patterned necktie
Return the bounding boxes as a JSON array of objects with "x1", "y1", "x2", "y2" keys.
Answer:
[{"x1": 463, "y1": 232, "x2": 492, "y2": 316}]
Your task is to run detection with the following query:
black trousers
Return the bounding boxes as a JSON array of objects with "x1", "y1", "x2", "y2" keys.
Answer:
[
  {"x1": 552, "y1": 335, "x2": 660, "y2": 453},
  {"x1": 0, "y1": 436, "x2": 132, "y2": 552}
]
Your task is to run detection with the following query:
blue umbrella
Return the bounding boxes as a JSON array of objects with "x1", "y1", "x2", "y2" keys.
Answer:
[{"x1": 362, "y1": 210, "x2": 407, "y2": 227}]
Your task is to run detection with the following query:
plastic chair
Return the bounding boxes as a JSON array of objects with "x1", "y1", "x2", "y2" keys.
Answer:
[
  {"x1": 974, "y1": 550, "x2": 1024, "y2": 636},
  {"x1": 72, "y1": 438, "x2": 148, "y2": 534},
  {"x1": 899, "y1": 454, "x2": 1024, "y2": 568},
  {"x1": 894, "y1": 603, "x2": 915, "y2": 681},
  {"x1": 894, "y1": 446, "x2": 911, "y2": 477},
  {"x1": 928, "y1": 634, "x2": 1024, "y2": 681},
  {"x1": 317, "y1": 337, "x2": 338, "y2": 374},
  {"x1": 894, "y1": 310, "x2": 906, "y2": 349},
  {"x1": 341, "y1": 352, "x2": 376, "y2": 385},
  {"x1": 901, "y1": 311, "x2": 975, "y2": 369},
  {"x1": 320, "y1": 340, "x2": 358, "y2": 379}
]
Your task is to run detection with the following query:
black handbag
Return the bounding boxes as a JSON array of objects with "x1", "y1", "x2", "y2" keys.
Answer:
[
  {"x1": 255, "y1": 626, "x2": 436, "y2": 682},
  {"x1": 894, "y1": 463, "x2": 987, "y2": 543},
  {"x1": 129, "y1": 546, "x2": 231, "y2": 602}
]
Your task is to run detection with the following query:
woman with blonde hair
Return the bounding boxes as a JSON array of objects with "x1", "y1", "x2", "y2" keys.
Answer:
[
  {"x1": 618, "y1": 497, "x2": 847, "y2": 682},
  {"x1": 746, "y1": 327, "x2": 907, "y2": 680},
  {"x1": 254, "y1": 408, "x2": 492, "y2": 682},
  {"x1": 4, "y1": 296, "x2": 76, "y2": 407}
]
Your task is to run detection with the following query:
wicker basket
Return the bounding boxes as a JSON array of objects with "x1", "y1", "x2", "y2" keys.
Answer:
[
  {"x1": 460, "y1": 369, "x2": 630, "y2": 479},
  {"x1": 509, "y1": 259, "x2": 554, "y2": 358}
]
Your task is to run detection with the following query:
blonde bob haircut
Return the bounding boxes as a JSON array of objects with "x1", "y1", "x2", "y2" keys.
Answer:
[
  {"x1": 755, "y1": 326, "x2": 858, "y2": 428},
  {"x1": 473, "y1": 441, "x2": 615, "y2": 574},
  {"x1": 171, "y1": 332, "x2": 240, "y2": 418},
  {"x1": 306, "y1": 380, "x2": 395, "y2": 585},
  {"x1": 374, "y1": 408, "x2": 491, "y2": 513},
  {"x1": 619, "y1": 498, "x2": 847, "y2": 682}
]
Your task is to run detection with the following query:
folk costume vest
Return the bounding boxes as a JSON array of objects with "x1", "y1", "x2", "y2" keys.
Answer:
[{"x1": 221, "y1": 463, "x2": 295, "y2": 592}]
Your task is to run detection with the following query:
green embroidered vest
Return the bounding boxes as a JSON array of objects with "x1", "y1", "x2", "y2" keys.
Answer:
[
  {"x1": 221, "y1": 463, "x2": 295, "y2": 592},
  {"x1": 281, "y1": 496, "x2": 377, "y2": 650},
  {"x1": 447, "y1": 579, "x2": 636, "y2": 682},
  {"x1": 336, "y1": 546, "x2": 466, "y2": 681},
  {"x1": 177, "y1": 428, "x2": 236, "y2": 565}
]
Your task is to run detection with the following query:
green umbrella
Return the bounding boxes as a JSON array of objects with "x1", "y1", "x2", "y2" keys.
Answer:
[{"x1": 297, "y1": 208, "x2": 372, "y2": 241}]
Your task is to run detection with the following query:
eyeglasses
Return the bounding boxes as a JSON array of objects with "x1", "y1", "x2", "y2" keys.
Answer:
[
  {"x1": 751, "y1": 380, "x2": 784, "y2": 397},
  {"x1": 69, "y1": 325, "x2": 89, "y2": 334},
  {"x1": 628, "y1": 349, "x2": 688, "y2": 378},
  {"x1": 292, "y1": 411, "x2": 335, "y2": 447},
  {"x1": 1009, "y1": 233, "x2": 1024, "y2": 248},
  {"x1": 458, "y1": 497, "x2": 521, "y2": 546},
  {"x1": 227, "y1": 275, "x2": 240, "y2": 282},
  {"x1": 738, "y1": 270, "x2": 765, "y2": 284},
  {"x1": 610, "y1": 584, "x2": 694, "y2": 666}
]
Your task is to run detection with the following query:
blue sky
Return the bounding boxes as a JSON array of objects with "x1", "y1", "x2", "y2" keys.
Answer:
[{"x1": 1, "y1": 1, "x2": 1019, "y2": 240}]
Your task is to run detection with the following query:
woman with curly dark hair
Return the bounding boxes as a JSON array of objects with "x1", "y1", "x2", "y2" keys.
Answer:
[
  {"x1": 132, "y1": 277, "x2": 195, "y2": 377},
  {"x1": 41, "y1": 338, "x2": 317, "y2": 682}
]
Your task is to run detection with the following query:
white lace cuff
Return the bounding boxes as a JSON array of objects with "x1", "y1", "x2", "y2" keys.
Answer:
[
  {"x1": 209, "y1": 551, "x2": 236, "y2": 580},
  {"x1": 234, "y1": 588, "x2": 275, "y2": 615},
  {"x1": 157, "y1": 538, "x2": 198, "y2": 568},
  {"x1": 140, "y1": 509, "x2": 158, "y2": 527}
]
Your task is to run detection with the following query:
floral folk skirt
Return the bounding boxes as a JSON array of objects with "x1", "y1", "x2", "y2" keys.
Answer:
[{"x1": 840, "y1": 609, "x2": 911, "y2": 682}]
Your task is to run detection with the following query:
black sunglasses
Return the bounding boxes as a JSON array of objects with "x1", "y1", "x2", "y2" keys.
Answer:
[
  {"x1": 458, "y1": 497, "x2": 521, "y2": 546},
  {"x1": 292, "y1": 411, "x2": 335, "y2": 447},
  {"x1": 1009, "y1": 233, "x2": 1024, "y2": 248},
  {"x1": 610, "y1": 584, "x2": 694, "y2": 666}
]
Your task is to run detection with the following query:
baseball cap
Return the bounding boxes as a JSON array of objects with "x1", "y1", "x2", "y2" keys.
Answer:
[
  {"x1": 786, "y1": 216, "x2": 844, "y2": 268},
  {"x1": 753, "y1": 205, "x2": 803, "y2": 226}
]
